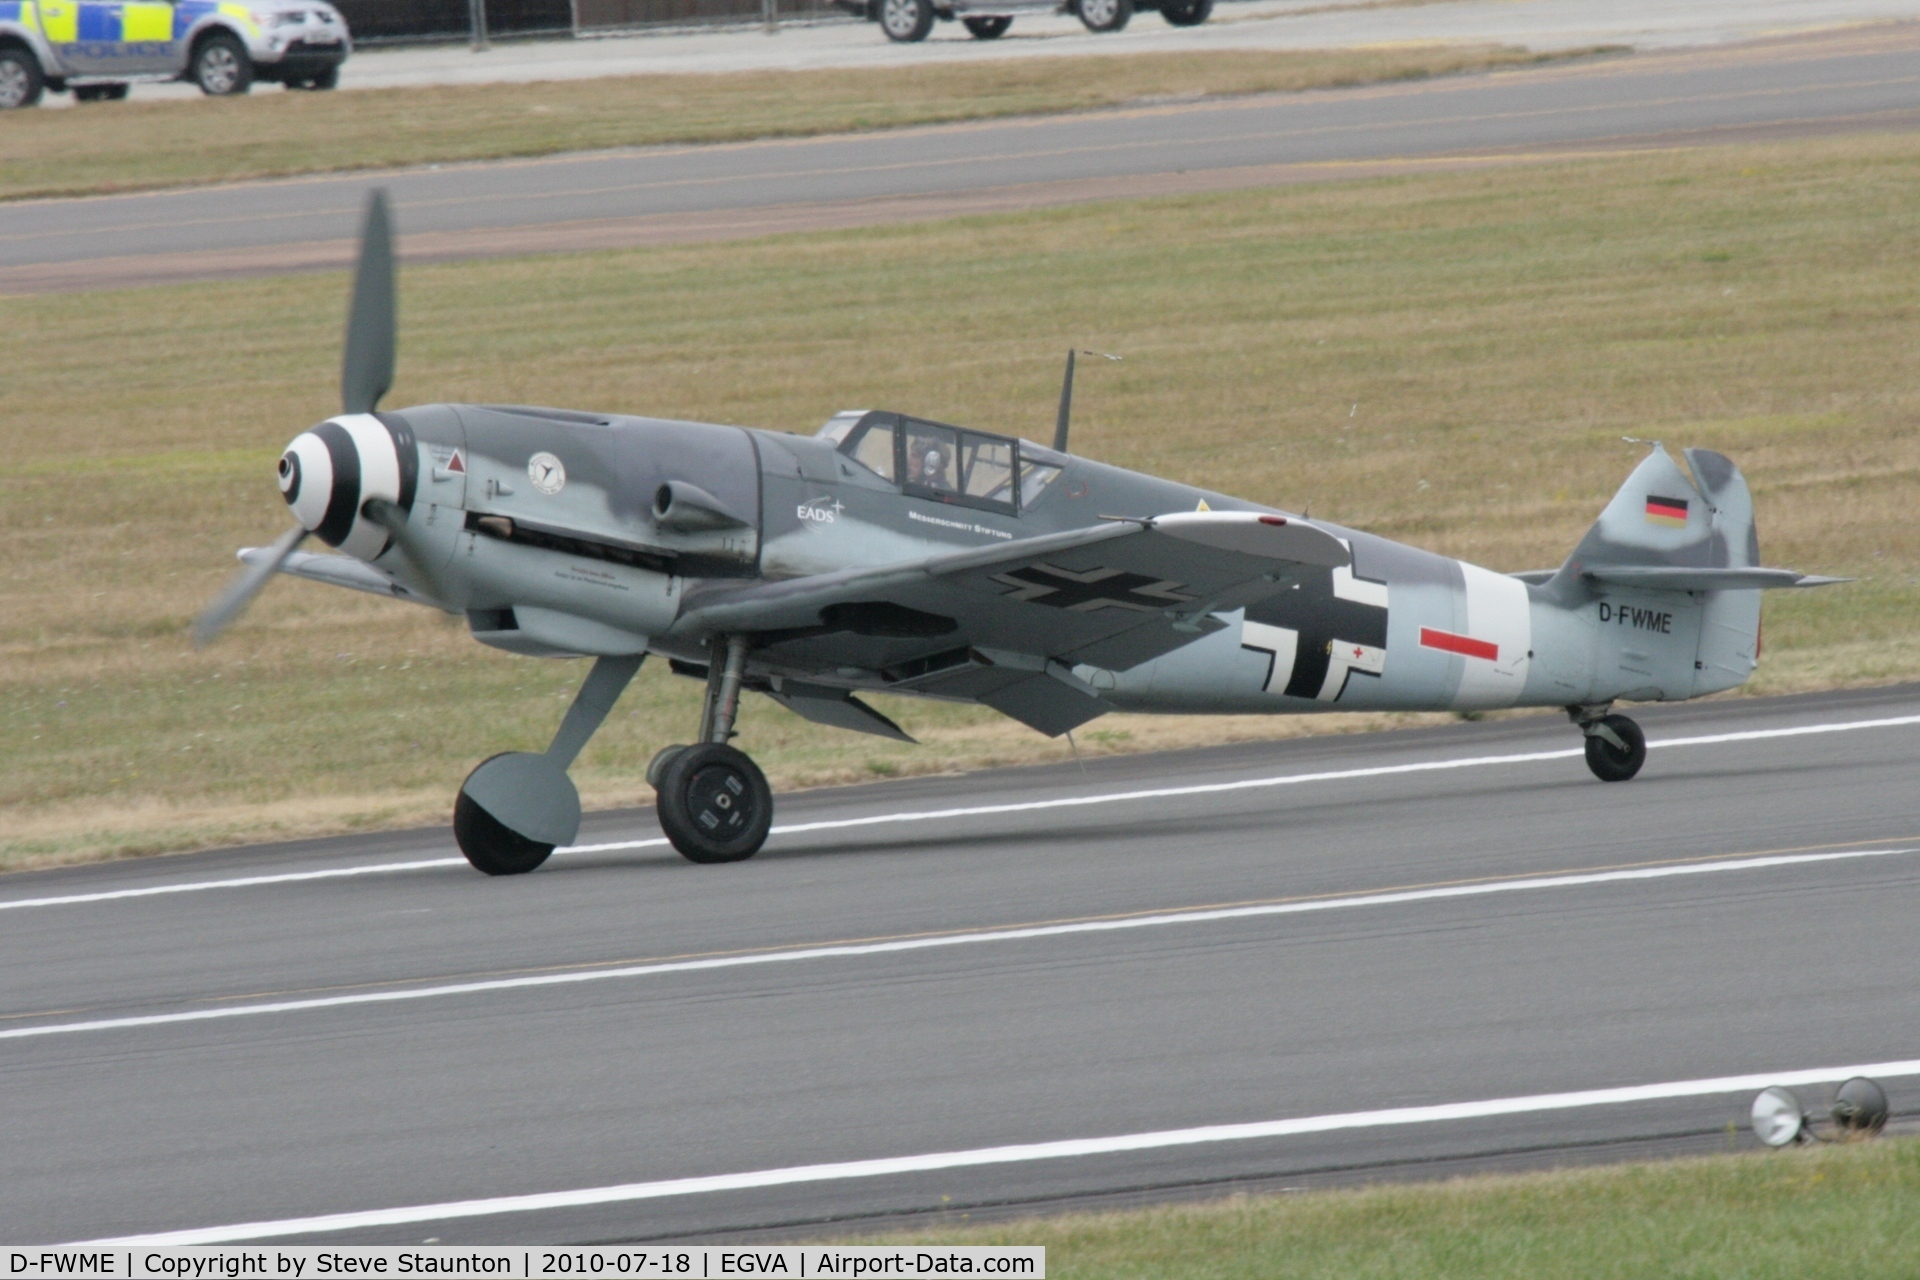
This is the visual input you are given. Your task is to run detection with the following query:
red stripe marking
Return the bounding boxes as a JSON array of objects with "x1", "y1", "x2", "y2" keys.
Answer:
[
  {"x1": 1420, "y1": 627, "x2": 1499, "y2": 661},
  {"x1": 1645, "y1": 498, "x2": 1687, "y2": 517}
]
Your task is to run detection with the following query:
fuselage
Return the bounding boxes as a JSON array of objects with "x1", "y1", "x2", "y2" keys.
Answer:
[{"x1": 279, "y1": 402, "x2": 1756, "y2": 725}]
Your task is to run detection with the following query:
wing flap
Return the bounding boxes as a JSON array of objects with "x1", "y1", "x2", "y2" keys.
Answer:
[{"x1": 763, "y1": 681, "x2": 915, "y2": 742}]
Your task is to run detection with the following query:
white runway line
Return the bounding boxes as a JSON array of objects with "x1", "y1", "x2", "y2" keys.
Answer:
[
  {"x1": 0, "y1": 859, "x2": 467, "y2": 912},
  {"x1": 7, "y1": 711, "x2": 1919, "y2": 912},
  {"x1": 84, "y1": 1052, "x2": 1920, "y2": 1244},
  {"x1": 3, "y1": 846, "x2": 1911, "y2": 1044}
]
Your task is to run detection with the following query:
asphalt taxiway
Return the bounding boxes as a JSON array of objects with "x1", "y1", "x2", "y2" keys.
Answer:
[
  {"x1": 5, "y1": 683, "x2": 1920, "y2": 1243},
  {"x1": 6, "y1": 23, "x2": 1919, "y2": 292}
]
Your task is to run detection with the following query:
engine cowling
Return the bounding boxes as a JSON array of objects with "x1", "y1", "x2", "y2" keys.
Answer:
[{"x1": 279, "y1": 413, "x2": 419, "y2": 561}]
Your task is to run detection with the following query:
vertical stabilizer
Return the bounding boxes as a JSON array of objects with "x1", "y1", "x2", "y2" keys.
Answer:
[
  {"x1": 1552, "y1": 444, "x2": 1753, "y2": 585},
  {"x1": 1546, "y1": 444, "x2": 1764, "y2": 698}
]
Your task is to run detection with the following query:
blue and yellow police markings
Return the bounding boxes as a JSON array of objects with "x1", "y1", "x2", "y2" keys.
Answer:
[
  {"x1": 21, "y1": 0, "x2": 75, "y2": 41},
  {"x1": 122, "y1": 1, "x2": 172, "y2": 41},
  {"x1": 173, "y1": 0, "x2": 223, "y2": 38},
  {"x1": 0, "y1": 0, "x2": 46, "y2": 35}
]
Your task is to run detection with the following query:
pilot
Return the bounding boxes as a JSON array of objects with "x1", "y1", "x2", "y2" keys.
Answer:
[{"x1": 910, "y1": 440, "x2": 951, "y2": 489}]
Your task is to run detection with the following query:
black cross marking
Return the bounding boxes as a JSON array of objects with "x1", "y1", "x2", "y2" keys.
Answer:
[
  {"x1": 1244, "y1": 564, "x2": 1388, "y2": 700},
  {"x1": 992, "y1": 563, "x2": 1196, "y2": 613}
]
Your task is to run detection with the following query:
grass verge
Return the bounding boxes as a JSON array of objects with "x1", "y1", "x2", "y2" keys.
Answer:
[
  {"x1": 4, "y1": 128, "x2": 1918, "y2": 868},
  {"x1": 0, "y1": 44, "x2": 1603, "y2": 201},
  {"x1": 850, "y1": 1137, "x2": 1920, "y2": 1278}
]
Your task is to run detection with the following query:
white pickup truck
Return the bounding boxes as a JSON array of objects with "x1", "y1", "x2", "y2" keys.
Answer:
[
  {"x1": 0, "y1": 0, "x2": 349, "y2": 107},
  {"x1": 842, "y1": 0, "x2": 1211, "y2": 42}
]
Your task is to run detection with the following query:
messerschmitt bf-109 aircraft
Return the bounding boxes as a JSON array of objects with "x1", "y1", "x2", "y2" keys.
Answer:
[{"x1": 197, "y1": 194, "x2": 1842, "y2": 873}]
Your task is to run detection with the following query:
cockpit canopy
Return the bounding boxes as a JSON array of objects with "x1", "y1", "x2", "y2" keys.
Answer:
[{"x1": 817, "y1": 410, "x2": 1062, "y2": 513}]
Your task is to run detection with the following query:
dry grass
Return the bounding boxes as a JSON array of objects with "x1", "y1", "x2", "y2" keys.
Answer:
[
  {"x1": 851, "y1": 1136, "x2": 1920, "y2": 1278},
  {"x1": 0, "y1": 44, "x2": 1592, "y2": 201},
  {"x1": 4, "y1": 127, "x2": 1919, "y2": 867}
]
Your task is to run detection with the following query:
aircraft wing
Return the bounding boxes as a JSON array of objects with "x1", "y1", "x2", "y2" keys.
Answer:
[{"x1": 682, "y1": 512, "x2": 1349, "y2": 735}]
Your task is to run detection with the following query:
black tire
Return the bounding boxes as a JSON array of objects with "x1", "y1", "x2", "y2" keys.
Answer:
[
  {"x1": 657, "y1": 742, "x2": 773, "y2": 864},
  {"x1": 74, "y1": 82, "x2": 128, "y2": 102},
  {"x1": 0, "y1": 47, "x2": 45, "y2": 109},
  {"x1": 963, "y1": 15, "x2": 1010, "y2": 37},
  {"x1": 878, "y1": 0, "x2": 935, "y2": 41},
  {"x1": 454, "y1": 788, "x2": 556, "y2": 876},
  {"x1": 1076, "y1": 0, "x2": 1131, "y2": 32},
  {"x1": 1583, "y1": 714, "x2": 1647, "y2": 782},
  {"x1": 192, "y1": 33, "x2": 253, "y2": 96},
  {"x1": 646, "y1": 743, "x2": 689, "y2": 789},
  {"x1": 1159, "y1": 0, "x2": 1210, "y2": 24},
  {"x1": 290, "y1": 65, "x2": 339, "y2": 90}
]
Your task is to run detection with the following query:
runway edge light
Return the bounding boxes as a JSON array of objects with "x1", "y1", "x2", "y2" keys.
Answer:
[
  {"x1": 1751, "y1": 1076, "x2": 1889, "y2": 1147},
  {"x1": 1751, "y1": 1086, "x2": 1806, "y2": 1146}
]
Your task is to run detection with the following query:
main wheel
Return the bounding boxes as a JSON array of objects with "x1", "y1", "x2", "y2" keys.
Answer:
[
  {"x1": 1077, "y1": 0, "x2": 1132, "y2": 32},
  {"x1": 192, "y1": 33, "x2": 253, "y2": 96},
  {"x1": 1159, "y1": 0, "x2": 1210, "y2": 24},
  {"x1": 454, "y1": 787, "x2": 556, "y2": 876},
  {"x1": 0, "y1": 48, "x2": 45, "y2": 109},
  {"x1": 657, "y1": 742, "x2": 773, "y2": 864},
  {"x1": 879, "y1": 0, "x2": 936, "y2": 41},
  {"x1": 963, "y1": 15, "x2": 1010, "y2": 37},
  {"x1": 1583, "y1": 714, "x2": 1647, "y2": 782}
]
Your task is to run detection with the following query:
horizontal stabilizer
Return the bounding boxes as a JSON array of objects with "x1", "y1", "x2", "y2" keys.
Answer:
[
  {"x1": 239, "y1": 547, "x2": 416, "y2": 600},
  {"x1": 1583, "y1": 566, "x2": 1849, "y2": 591},
  {"x1": 764, "y1": 681, "x2": 916, "y2": 742}
]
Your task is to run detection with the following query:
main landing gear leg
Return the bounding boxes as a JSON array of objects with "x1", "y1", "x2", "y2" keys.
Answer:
[
  {"x1": 1571, "y1": 703, "x2": 1647, "y2": 782},
  {"x1": 652, "y1": 636, "x2": 774, "y2": 865},
  {"x1": 455, "y1": 653, "x2": 645, "y2": 875}
]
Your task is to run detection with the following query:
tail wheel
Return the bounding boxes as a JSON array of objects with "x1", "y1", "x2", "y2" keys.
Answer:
[
  {"x1": 1159, "y1": 0, "x2": 1210, "y2": 23},
  {"x1": 0, "y1": 48, "x2": 45, "y2": 109},
  {"x1": 963, "y1": 15, "x2": 1010, "y2": 37},
  {"x1": 1584, "y1": 714, "x2": 1647, "y2": 782},
  {"x1": 878, "y1": 0, "x2": 935, "y2": 41},
  {"x1": 291, "y1": 66, "x2": 339, "y2": 90},
  {"x1": 192, "y1": 33, "x2": 254, "y2": 96},
  {"x1": 453, "y1": 754, "x2": 559, "y2": 876},
  {"x1": 1077, "y1": 0, "x2": 1132, "y2": 32},
  {"x1": 454, "y1": 790, "x2": 556, "y2": 875},
  {"x1": 656, "y1": 742, "x2": 773, "y2": 864}
]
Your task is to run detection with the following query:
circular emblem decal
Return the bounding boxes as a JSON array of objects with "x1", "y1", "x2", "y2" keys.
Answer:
[{"x1": 528, "y1": 452, "x2": 566, "y2": 495}]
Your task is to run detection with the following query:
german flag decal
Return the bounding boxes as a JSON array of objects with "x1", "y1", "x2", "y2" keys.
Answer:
[{"x1": 1644, "y1": 495, "x2": 1690, "y2": 528}]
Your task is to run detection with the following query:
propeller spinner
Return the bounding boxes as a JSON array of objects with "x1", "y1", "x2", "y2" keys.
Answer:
[{"x1": 193, "y1": 191, "x2": 403, "y2": 647}]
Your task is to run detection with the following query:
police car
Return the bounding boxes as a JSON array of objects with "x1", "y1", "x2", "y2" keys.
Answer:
[{"x1": 0, "y1": 0, "x2": 349, "y2": 107}]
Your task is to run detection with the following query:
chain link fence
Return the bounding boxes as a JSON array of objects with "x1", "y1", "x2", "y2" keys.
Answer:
[{"x1": 333, "y1": 0, "x2": 848, "y2": 42}]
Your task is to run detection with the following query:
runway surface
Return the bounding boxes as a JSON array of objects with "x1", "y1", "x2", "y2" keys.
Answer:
[
  {"x1": 8, "y1": 23, "x2": 1920, "y2": 293},
  {"x1": 5, "y1": 682, "x2": 1920, "y2": 1244}
]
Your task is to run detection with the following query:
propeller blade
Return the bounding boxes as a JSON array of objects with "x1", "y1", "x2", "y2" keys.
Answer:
[
  {"x1": 1053, "y1": 348, "x2": 1076, "y2": 454},
  {"x1": 341, "y1": 189, "x2": 396, "y2": 415},
  {"x1": 192, "y1": 524, "x2": 309, "y2": 648}
]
